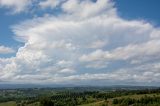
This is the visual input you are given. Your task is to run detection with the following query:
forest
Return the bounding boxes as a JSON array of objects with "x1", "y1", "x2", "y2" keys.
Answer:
[{"x1": 0, "y1": 86, "x2": 160, "y2": 106}]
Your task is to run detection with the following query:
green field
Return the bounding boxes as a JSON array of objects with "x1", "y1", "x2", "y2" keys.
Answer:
[
  {"x1": 0, "y1": 88, "x2": 160, "y2": 106},
  {"x1": 79, "y1": 101, "x2": 105, "y2": 106},
  {"x1": 0, "y1": 102, "x2": 40, "y2": 106},
  {"x1": 0, "y1": 101, "x2": 16, "y2": 106},
  {"x1": 1, "y1": 93, "x2": 160, "y2": 106},
  {"x1": 79, "y1": 93, "x2": 160, "y2": 106}
]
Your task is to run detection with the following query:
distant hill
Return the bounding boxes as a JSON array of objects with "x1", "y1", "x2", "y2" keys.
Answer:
[{"x1": 0, "y1": 84, "x2": 159, "y2": 90}]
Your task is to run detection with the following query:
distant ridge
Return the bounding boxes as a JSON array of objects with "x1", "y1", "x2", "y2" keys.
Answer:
[{"x1": 0, "y1": 84, "x2": 159, "y2": 89}]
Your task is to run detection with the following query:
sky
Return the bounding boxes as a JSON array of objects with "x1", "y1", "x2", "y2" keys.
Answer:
[{"x1": 0, "y1": 0, "x2": 160, "y2": 86}]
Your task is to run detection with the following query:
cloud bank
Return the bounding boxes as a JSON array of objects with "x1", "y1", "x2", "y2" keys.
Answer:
[{"x1": 0, "y1": 0, "x2": 160, "y2": 85}]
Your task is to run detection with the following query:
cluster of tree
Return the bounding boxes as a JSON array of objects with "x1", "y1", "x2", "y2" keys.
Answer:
[
  {"x1": 112, "y1": 95, "x2": 160, "y2": 106},
  {"x1": 40, "y1": 96, "x2": 91, "y2": 106},
  {"x1": 0, "y1": 88, "x2": 160, "y2": 106},
  {"x1": 93, "y1": 88, "x2": 160, "y2": 99}
]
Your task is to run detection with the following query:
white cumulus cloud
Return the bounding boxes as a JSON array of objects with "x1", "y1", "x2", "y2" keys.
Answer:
[
  {"x1": 39, "y1": 0, "x2": 63, "y2": 9},
  {"x1": 0, "y1": 0, "x2": 34, "y2": 13},
  {"x1": 0, "y1": 0, "x2": 160, "y2": 85}
]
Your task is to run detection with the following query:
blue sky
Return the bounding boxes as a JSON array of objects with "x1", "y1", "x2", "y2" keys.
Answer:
[
  {"x1": 116, "y1": 0, "x2": 160, "y2": 26},
  {"x1": 0, "y1": 0, "x2": 160, "y2": 85}
]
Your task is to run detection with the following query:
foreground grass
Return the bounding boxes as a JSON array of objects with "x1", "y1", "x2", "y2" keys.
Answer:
[
  {"x1": 0, "y1": 101, "x2": 40, "y2": 106},
  {"x1": 79, "y1": 101, "x2": 105, "y2": 106},
  {"x1": 0, "y1": 101, "x2": 16, "y2": 106},
  {"x1": 0, "y1": 93, "x2": 160, "y2": 106},
  {"x1": 80, "y1": 93, "x2": 160, "y2": 106}
]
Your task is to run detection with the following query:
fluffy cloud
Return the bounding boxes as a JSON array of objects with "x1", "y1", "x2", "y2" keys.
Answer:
[
  {"x1": 62, "y1": 0, "x2": 116, "y2": 18},
  {"x1": 0, "y1": 45, "x2": 15, "y2": 54},
  {"x1": 0, "y1": 0, "x2": 116, "y2": 15},
  {"x1": 0, "y1": 0, "x2": 160, "y2": 85},
  {"x1": 80, "y1": 40, "x2": 160, "y2": 62},
  {"x1": 0, "y1": 0, "x2": 33, "y2": 13},
  {"x1": 39, "y1": 0, "x2": 64, "y2": 9}
]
